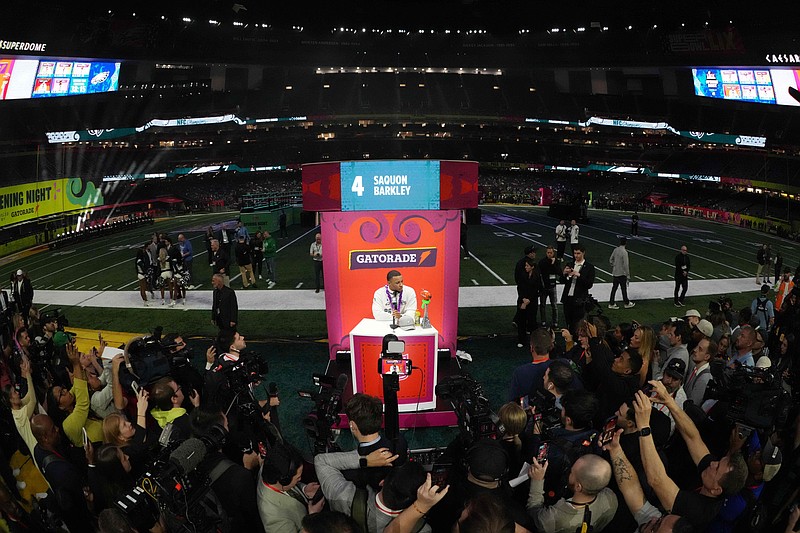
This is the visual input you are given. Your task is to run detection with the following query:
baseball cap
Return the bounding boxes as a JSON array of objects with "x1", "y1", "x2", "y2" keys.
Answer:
[
  {"x1": 696, "y1": 319, "x2": 713, "y2": 338},
  {"x1": 755, "y1": 356, "x2": 772, "y2": 369},
  {"x1": 664, "y1": 358, "x2": 686, "y2": 380},
  {"x1": 53, "y1": 331, "x2": 76, "y2": 348},
  {"x1": 398, "y1": 315, "x2": 416, "y2": 331},
  {"x1": 467, "y1": 440, "x2": 508, "y2": 482},
  {"x1": 16, "y1": 269, "x2": 22, "y2": 276},
  {"x1": 684, "y1": 309, "x2": 701, "y2": 319},
  {"x1": 762, "y1": 440, "x2": 782, "y2": 482}
]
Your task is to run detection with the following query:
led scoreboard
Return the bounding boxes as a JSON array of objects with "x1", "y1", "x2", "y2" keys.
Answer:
[{"x1": 340, "y1": 160, "x2": 441, "y2": 211}]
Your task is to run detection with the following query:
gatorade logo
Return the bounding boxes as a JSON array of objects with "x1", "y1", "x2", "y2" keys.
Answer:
[{"x1": 349, "y1": 248, "x2": 437, "y2": 270}]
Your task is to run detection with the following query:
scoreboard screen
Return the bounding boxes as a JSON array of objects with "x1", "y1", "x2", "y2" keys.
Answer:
[
  {"x1": 340, "y1": 160, "x2": 441, "y2": 211},
  {"x1": 1, "y1": 57, "x2": 120, "y2": 100},
  {"x1": 693, "y1": 66, "x2": 800, "y2": 106}
]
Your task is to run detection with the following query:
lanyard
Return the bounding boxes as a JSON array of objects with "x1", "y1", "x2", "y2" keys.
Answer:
[{"x1": 385, "y1": 285, "x2": 403, "y2": 311}]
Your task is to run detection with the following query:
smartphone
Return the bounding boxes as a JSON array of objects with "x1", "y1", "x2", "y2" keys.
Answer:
[
  {"x1": 131, "y1": 381, "x2": 140, "y2": 395},
  {"x1": 430, "y1": 464, "x2": 450, "y2": 488},
  {"x1": 598, "y1": 416, "x2": 618, "y2": 446},
  {"x1": 641, "y1": 383, "x2": 655, "y2": 396},
  {"x1": 82, "y1": 427, "x2": 88, "y2": 447},
  {"x1": 379, "y1": 358, "x2": 411, "y2": 376},
  {"x1": 518, "y1": 396, "x2": 530, "y2": 409},
  {"x1": 536, "y1": 443, "x2": 549, "y2": 463}
]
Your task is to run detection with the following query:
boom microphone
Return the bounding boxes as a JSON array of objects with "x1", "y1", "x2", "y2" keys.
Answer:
[{"x1": 169, "y1": 438, "x2": 207, "y2": 475}]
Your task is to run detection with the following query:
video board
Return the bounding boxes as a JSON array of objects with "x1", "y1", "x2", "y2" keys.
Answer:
[
  {"x1": 0, "y1": 57, "x2": 120, "y2": 100},
  {"x1": 693, "y1": 67, "x2": 800, "y2": 106}
]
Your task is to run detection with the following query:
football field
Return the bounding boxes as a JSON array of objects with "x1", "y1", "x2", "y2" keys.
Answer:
[{"x1": 2, "y1": 207, "x2": 796, "y2": 338}]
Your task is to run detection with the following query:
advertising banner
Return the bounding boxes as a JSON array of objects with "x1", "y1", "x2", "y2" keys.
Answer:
[
  {"x1": 0, "y1": 178, "x2": 104, "y2": 227},
  {"x1": 320, "y1": 209, "x2": 461, "y2": 359}
]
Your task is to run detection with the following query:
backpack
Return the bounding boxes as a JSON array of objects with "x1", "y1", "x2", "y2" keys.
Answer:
[
  {"x1": 732, "y1": 487, "x2": 769, "y2": 533},
  {"x1": 755, "y1": 297, "x2": 770, "y2": 328},
  {"x1": 351, "y1": 486, "x2": 426, "y2": 533}
]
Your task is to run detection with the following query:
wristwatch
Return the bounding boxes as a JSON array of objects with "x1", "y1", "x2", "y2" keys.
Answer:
[
  {"x1": 359, "y1": 457, "x2": 368, "y2": 469},
  {"x1": 638, "y1": 427, "x2": 652, "y2": 438}
]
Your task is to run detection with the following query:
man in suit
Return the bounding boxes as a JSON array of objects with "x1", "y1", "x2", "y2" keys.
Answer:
[
  {"x1": 12, "y1": 269, "x2": 34, "y2": 326},
  {"x1": 211, "y1": 273, "x2": 238, "y2": 333},
  {"x1": 560, "y1": 244, "x2": 596, "y2": 334},
  {"x1": 210, "y1": 239, "x2": 231, "y2": 287}
]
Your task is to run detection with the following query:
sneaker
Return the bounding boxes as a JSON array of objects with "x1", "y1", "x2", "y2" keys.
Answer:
[
  {"x1": 608, "y1": 303, "x2": 619, "y2": 310},
  {"x1": 624, "y1": 302, "x2": 636, "y2": 309},
  {"x1": 182, "y1": 299, "x2": 186, "y2": 306},
  {"x1": 169, "y1": 301, "x2": 176, "y2": 307},
  {"x1": 161, "y1": 299, "x2": 166, "y2": 306},
  {"x1": 268, "y1": 281, "x2": 276, "y2": 289},
  {"x1": 674, "y1": 303, "x2": 682, "y2": 308},
  {"x1": 315, "y1": 288, "x2": 320, "y2": 293},
  {"x1": 679, "y1": 302, "x2": 685, "y2": 307},
  {"x1": 517, "y1": 343, "x2": 524, "y2": 348},
  {"x1": 143, "y1": 301, "x2": 150, "y2": 307},
  {"x1": 258, "y1": 275, "x2": 263, "y2": 280},
  {"x1": 511, "y1": 321, "x2": 518, "y2": 328}
]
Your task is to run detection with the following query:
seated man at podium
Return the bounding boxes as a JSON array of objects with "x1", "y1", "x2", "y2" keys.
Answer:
[{"x1": 372, "y1": 270, "x2": 417, "y2": 321}]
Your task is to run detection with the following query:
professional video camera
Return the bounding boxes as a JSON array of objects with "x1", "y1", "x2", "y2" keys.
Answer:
[
  {"x1": 299, "y1": 373, "x2": 349, "y2": 455},
  {"x1": 114, "y1": 428, "x2": 229, "y2": 533},
  {"x1": 122, "y1": 327, "x2": 173, "y2": 387},
  {"x1": 527, "y1": 389, "x2": 564, "y2": 439},
  {"x1": 435, "y1": 373, "x2": 497, "y2": 442},
  {"x1": 704, "y1": 360, "x2": 791, "y2": 430},
  {"x1": 220, "y1": 351, "x2": 270, "y2": 392}
]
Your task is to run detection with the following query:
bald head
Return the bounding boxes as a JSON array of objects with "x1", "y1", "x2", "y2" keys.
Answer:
[
  {"x1": 573, "y1": 455, "x2": 612, "y2": 495},
  {"x1": 31, "y1": 414, "x2": 56, "y2": 444}
]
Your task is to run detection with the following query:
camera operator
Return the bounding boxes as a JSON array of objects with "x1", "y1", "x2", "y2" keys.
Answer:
[
  {"x1": 204, "y1": 329, "x2": 247, "y2": 411},
  {"x1": 259, "y1": 442, "x2": 325, "y2": 532},
  {"x1": 190, "y1": 407, "x2": 263, "y2": 532},
  {"x1": 343, "y1": 393, "x2": 408, "y2": 488},
  {"x1": 161, "y1": 333, "x2": 212, "y2": 410},
  {"x1": 149, "y1": 376, "x2": 200, "y2": 443},
  {"x1": 315, "y1": 445, "x2": 439, "y2": 533}
]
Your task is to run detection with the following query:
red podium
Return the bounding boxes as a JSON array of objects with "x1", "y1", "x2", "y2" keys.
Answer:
[{"x1": 349, "y1": 319, "x2": 438, "y2": 412}]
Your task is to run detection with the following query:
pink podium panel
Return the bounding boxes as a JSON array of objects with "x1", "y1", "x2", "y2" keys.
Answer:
[{"x1": 349, "y1": 319, "x2": 438, "y2": 412}]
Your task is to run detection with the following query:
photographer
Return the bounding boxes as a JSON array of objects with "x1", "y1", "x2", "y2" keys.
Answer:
[
  {"x1": 531, "y1": 389, "x2": 600, "y2": 503},
  {"x1": 527, "y1": 453, "x2": 618, "y2": 533},
  {"x1": 259, "y1": 442, "x2": 324, "y2": 532},
  {"x1": 47, "y1": 341, "x2": 104, "y2": 446},
  {"x1": 315, "y1": 446, "x2": 435, "y2": 533},
  {"x1": 149, "y1": 376, "x2": 199, "y2": 442},
  {"x1": 190, "y1": 407, "x2": 262, "y2": 532},
  {"x1": 635, "y1": 384, "x2": 748, "y2": 530},
  {"x1": 161, "y1": 333, "x2": 210, "y2": 409}
]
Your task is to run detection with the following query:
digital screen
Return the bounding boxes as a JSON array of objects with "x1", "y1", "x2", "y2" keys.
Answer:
[
  {"x1": 693, "y1": 67, "x2": 800, "y2": 106},
  {"x1": 340, "y1": 160, "x2": 441, "y2": 211},
  {"x1": 0, "y1": 57, "x2": 120, "y2": 100}
]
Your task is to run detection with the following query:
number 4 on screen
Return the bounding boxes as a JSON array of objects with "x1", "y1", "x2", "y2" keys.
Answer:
[{"x1": 351, "y1": 175, "x2": 364, "y2": 196}]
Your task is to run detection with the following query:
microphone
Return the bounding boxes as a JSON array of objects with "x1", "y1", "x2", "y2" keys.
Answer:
[
  {"x1": 391, "y1": 291, "x2": 399, "y2": 330},
  {"x1": 169, "y1": 438, "x2": 207, "y2": 475}
]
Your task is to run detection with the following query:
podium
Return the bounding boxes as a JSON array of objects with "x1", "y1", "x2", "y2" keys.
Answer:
[{"x1": 349, "y1": 318, "x2": 438, "y2": 412}]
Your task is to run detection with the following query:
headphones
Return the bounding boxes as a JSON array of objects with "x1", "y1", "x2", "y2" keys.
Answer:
[
  {"x1": 278, "y1": 450, "x2": 300, "y2": 487},
  {"x1": 465, "y1": 439, "x2": 509, "y2": 482}
]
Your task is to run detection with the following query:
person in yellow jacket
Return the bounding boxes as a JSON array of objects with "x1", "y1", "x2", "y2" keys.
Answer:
[
  {"x1": 149, "y1": 376, "x2": 200, "y2": 442},
  {"x1": 47, "y1": 342, "x2": 104, "y2": 446}
]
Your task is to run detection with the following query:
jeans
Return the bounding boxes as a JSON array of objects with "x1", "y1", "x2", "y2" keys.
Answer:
[{"x1": 610, "y1": 276, "x2": 629, "y2": 304}]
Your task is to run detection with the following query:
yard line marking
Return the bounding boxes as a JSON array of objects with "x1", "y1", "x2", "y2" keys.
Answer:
[
  {"x1": 278, "y1": 226, "x2": 320, "y2": 253},
  {"x1": 62, "y1": 285, "x2": 73, "y2": 290},
  {"x1": 596, "y1": 277, "x2": 606, "y2": 282},
  {"x1": 38, "y1": 304, "x2": 52, "y2": 311},
  {"x1": 634, "y1": 276, "x2": 645, "y2": 281},
  {"x1": 486, "y1": 207, "x2": 753, "y2": 276},
  {"x1": 295, "y1": 282, "x2": 304, "y2": 288},
  {"x1": 471, "y1": 279, "x2": 479, "y2": 285},
  {"x1": 706, "y1": 273, "x2": 716, "y2": 278},
  {"x1": 117, "y1": 279, "x2": 141, "y2": 290},
  {"x1": 694, "y1": 273, "x2": 706, "y2": 279},
  {"x1": 652, "y1": 275, "x2": 662, "y2": 280},
  {"x1": 75, "y1": 285, "x2": 85, "y2": 290},
  {"x1": 466, "y1": 250, "x2": 507, "y2": 284},
  {"x1": 102, "y1": 285, "x2": 113, "y2": 291},
  {"x1": 88, "y1": 285, "x2": 97, "y2": 290}
]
